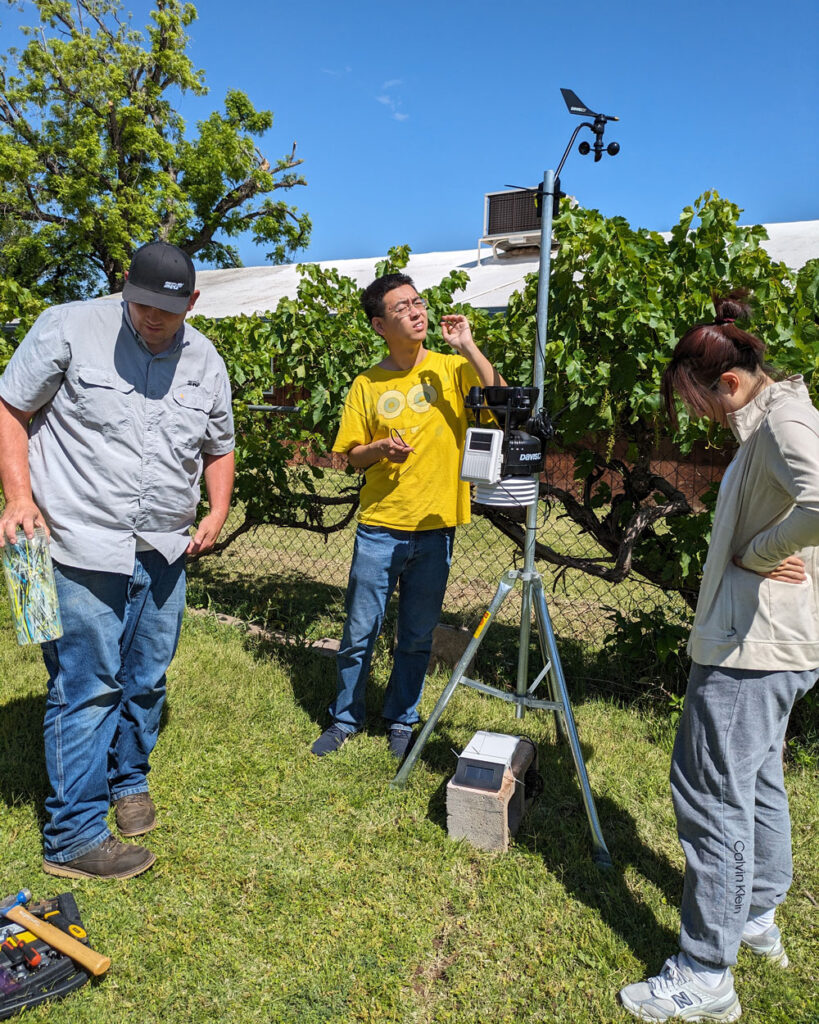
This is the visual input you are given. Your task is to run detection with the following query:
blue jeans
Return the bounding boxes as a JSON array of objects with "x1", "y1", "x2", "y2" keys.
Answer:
[
  {"x1": 330, "y1": 524, "x2": 454, "y2": 734},
  {"x1": 41, "y1": 551, "x2": 186, "y2": 861}
]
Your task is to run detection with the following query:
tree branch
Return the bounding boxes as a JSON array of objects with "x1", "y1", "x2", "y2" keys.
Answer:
[
  {"x1": 477, "y1": 492, "x2": 692, "y2": 587},
  {"x1": 195, "y1": 491, "x2": 359, "y2": 559}
]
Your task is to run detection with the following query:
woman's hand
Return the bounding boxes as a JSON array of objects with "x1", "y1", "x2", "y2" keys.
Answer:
[{"x1": 733, "y1": 554, "x2": 807, "y2": 583}]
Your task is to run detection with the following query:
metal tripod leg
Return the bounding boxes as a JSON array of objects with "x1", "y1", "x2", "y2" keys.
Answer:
[
  {"x1": 390, "y1": 562, "x2": 612, "y2": 867},
  {"x1": 390, "y1": 571, "x2": 517, "y2": 790},
  {"x1": 532, "y1": 576, "x2": 612, "y2": 868}
]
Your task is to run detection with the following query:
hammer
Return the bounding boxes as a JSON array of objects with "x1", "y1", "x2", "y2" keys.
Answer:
[{"x1": 0, "y1": 890, "x2": 110, "y2": 976}]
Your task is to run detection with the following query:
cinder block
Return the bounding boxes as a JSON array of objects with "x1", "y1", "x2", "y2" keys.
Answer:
[{"x1": 446, "y1": 739, "x2": 538, "y2": 852}]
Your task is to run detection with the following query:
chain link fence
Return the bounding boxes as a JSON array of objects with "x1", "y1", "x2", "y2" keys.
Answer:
[
  {"x1": 187, "y1": 445, "x2": 725, "y2": 686},
  {"x1": 0, "y1": 425, "x2": 721, "y2": 689}
]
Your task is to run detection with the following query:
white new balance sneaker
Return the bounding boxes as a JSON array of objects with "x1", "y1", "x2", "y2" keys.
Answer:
[
  {"x1": 618, "y1": 955, "x2": 741, "y2": 1021},
  {"x1": 740, "y1": 923, "x2": 789, "y2": 968}
]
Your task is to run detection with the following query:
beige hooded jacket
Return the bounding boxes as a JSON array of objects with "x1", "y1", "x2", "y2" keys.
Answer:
[{"x1": 688, "y1": 376, "x2": 819, "y2": 671}]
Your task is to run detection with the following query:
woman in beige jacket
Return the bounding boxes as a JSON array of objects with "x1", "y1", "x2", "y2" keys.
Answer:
[{"x1": 620, "y1": 290, "x2": 819, "y2": 1022}]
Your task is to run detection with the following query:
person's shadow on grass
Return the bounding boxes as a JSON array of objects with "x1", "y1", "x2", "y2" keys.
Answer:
[
  {"x1": 0, "y1": 694, "x2": 49, "y2": 826},
  {"x1": 268, "y1": 600, "x2": 413, "y2": 739},
  {"x1": 0, "y1": 691, "x2": 172, "y2": 831}
]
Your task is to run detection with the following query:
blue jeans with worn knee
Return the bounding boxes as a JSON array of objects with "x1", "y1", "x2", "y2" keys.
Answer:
[
  {"x1": 330, "y1": 524, "x2": 454, "y2": 735},
  {"x1": 41, "y1": 551, "x2": 186, "y2": 861}
]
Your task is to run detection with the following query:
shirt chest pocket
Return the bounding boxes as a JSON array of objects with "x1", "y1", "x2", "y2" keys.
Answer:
[
  {"x1": 172, "y1": 386, "x2": 212, "y2": 451},
  {"x1": 76, "y1": 366, "x2": 135, "y2": 435}
]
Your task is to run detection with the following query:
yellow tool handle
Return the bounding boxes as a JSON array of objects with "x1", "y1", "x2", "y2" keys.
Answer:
[{"x1": 3, "y1": 904, "x2": 110, "y2": 976}]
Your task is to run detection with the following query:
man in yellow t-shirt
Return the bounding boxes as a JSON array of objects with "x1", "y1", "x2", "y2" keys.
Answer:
[{"x1": 312, "y1": 273, "x2": 505, "y2": 760}]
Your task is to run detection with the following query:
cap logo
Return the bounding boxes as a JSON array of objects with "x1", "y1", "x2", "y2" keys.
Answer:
[{"x1": 123, "y1": 242, "x2": 195, "y2": 313}]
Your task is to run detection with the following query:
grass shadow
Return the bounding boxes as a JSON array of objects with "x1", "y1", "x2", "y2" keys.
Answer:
[
  {"x1": 0, "y1": 693, "x2": 49, "y2": 824},
  {"x1": 403, "y1": 684, "x2": 683, "y2": 966},
  {"x1": 187, "y1": 562, "x2": 347, "y2": 640},
  {"x1": 518, "y1": 734, "x2": 682, "y2": 966},
  {"x1": 395, "y1": 620, "x2": 685, "y2": 971}
]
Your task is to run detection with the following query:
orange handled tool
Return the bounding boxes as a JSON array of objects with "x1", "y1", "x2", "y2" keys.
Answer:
[{"x1": 0, "y1": 891, "x2": 110, "y2": 976}]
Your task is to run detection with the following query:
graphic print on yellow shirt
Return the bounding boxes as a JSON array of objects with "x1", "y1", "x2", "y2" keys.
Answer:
[{"x1": 332, "y1": 350, "x2": 480, "y2": 530}]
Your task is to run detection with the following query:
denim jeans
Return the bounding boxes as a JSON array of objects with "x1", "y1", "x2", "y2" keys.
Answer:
[
  {"x1": 330, "y1": 524, "x2": 455, "y2": 734},
  {"x1": 41, "y1": 551, "x2": 186, "y2": 861}
]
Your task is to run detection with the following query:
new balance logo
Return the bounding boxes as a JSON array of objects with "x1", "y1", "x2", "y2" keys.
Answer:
[{"x1": 672, "y1": 992, "x2": 695, "y2": 1009}]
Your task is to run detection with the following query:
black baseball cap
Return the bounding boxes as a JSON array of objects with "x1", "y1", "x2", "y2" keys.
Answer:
[{"x1": 122, "y1": 242, "x2": 196, "y2": 314}]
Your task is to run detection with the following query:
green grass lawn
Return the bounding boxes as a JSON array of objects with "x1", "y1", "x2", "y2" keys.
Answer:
[{"x1": 1, "y1": 605, "x2": 817, "y2": 1024}]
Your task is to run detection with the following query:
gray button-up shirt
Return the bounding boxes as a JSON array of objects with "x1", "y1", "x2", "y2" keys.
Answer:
[{"x1": 0, "y1": 299, "x2": 234, "y2": 574}]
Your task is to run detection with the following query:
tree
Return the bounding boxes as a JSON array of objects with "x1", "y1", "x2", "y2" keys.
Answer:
[
  {"x1": 191, "y1": 198, "x2": 819, "y2": 595},
  {"x1": 474, "y1": 192, "x2": 819, "y2": 610},
  {"x1": 0, "y1": 0, "x2": 310, "y2": 300}
]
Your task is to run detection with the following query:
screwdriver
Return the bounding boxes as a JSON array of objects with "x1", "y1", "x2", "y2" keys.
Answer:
[{"x1": 1, "y1": 937, "x2": 40, "y2": 970}]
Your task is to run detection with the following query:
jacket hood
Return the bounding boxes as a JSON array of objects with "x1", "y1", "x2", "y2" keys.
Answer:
[{"x1": 728, "y1": 375, "x2": 810, "y2": 444}]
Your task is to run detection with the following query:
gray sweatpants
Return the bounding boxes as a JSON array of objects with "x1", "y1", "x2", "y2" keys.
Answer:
[{"x1": 670, "y1": 662, "x2": 817, "y2": 968}]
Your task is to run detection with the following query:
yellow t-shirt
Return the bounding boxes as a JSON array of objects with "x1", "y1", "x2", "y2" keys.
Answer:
[{"x1": 332, "y1": 350, "x2": 480, "y2": 530}]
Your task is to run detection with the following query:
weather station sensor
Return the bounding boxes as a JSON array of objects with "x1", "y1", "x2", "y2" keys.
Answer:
[
  {"x1": 447, "y1": 731, "x2": 541, "y2": 851},
  {"x1": 452, "y1": 731, "x2": 521, "y2": 792},
  {"x1": 394, "y1": 87, "x2": 621, "y2": 870},
  {"x1": 461, "y1": 427, "x2": 504, "y2": 486},
  {"x1": 459, "y1": 386, "x2": 552, "y2": 508}
]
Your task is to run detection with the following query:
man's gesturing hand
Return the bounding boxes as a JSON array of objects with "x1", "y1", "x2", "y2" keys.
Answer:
[
  {"x1": 441, "y1": 315, "x2": 476, "y2": 353},
  {"x1": 376, "y1": 434, "x2": 414, "y2": 464}
]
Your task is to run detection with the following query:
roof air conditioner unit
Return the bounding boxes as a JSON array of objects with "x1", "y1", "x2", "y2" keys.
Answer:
[
  {"x1": 485, "y1": 189, "x2": 540, "y2": 236},
  {"x1": 479, "y1": 189, "x2": 541, "y2": 261}
]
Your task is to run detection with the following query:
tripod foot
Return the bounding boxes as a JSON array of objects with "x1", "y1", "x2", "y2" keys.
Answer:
[{"x1": 593, "y1": 849, "x2": 614, "y2": 870}]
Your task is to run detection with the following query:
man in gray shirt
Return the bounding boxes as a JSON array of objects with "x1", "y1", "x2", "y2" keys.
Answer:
[{"x1": 0, "y1": 242, "x2": 235, "y2": 879}]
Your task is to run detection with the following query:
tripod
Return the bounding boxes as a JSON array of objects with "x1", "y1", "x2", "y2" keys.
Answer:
[
  {"x1": 390, "y1": 553, "x2": 612, "y2": 868},
  {"x1": 391, "y1": 164, "x2": 613, "y2": 869}
]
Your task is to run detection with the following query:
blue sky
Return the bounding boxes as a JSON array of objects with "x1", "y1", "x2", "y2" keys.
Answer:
[{"x1": 5, "y1": 0, "x2": 818, "y2": 266}]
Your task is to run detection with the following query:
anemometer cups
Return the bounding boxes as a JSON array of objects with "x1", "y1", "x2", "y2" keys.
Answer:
[{"x1": 578, "y1": 139, "x2": 620, "y2": 158}]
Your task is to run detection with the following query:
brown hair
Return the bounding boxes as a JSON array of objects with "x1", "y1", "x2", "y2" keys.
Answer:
[{"x1": 661, "y1": 289, "x2": 769, "y2": 428}]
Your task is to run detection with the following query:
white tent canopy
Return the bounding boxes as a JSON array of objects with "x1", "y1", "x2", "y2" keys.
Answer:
[{"x1": 109, "y1": 220, "x2": 819, "y2": 320}]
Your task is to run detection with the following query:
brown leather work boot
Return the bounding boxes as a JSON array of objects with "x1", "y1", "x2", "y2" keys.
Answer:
[
  {"x1": 114, "y1": 793, "x2": 157, "y2": 837},
  {"x1": 42, "y1": 836, "x2": 156, "y2": 879}
]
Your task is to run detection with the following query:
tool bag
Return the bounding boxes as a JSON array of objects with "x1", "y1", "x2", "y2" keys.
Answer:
[{"x1": 0, "y1": 893, "x2": 92, "y2": 1019}]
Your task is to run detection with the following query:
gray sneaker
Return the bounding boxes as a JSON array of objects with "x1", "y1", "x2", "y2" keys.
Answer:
[
  {"x1": 740, "y1": 924, "x2": 789, "y2": 967},
  {"x1": 115, "y1": 792, "x2": 157, "y2": 837},
  {"x1": 43, "y1": 836, "x2": 156, "y2": 880},
  {"x1": 618, "y1": 955, "x2": 741, "y2": 1021}
]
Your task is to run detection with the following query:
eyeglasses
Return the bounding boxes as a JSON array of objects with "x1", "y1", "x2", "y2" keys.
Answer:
[{"x1": 387, "y1": 297, "x2": 427, "y2": 318}]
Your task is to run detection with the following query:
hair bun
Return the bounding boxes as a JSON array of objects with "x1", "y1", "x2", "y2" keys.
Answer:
[{"x1": 713, "y1": 288, "x2": 751, "y2": 324}]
